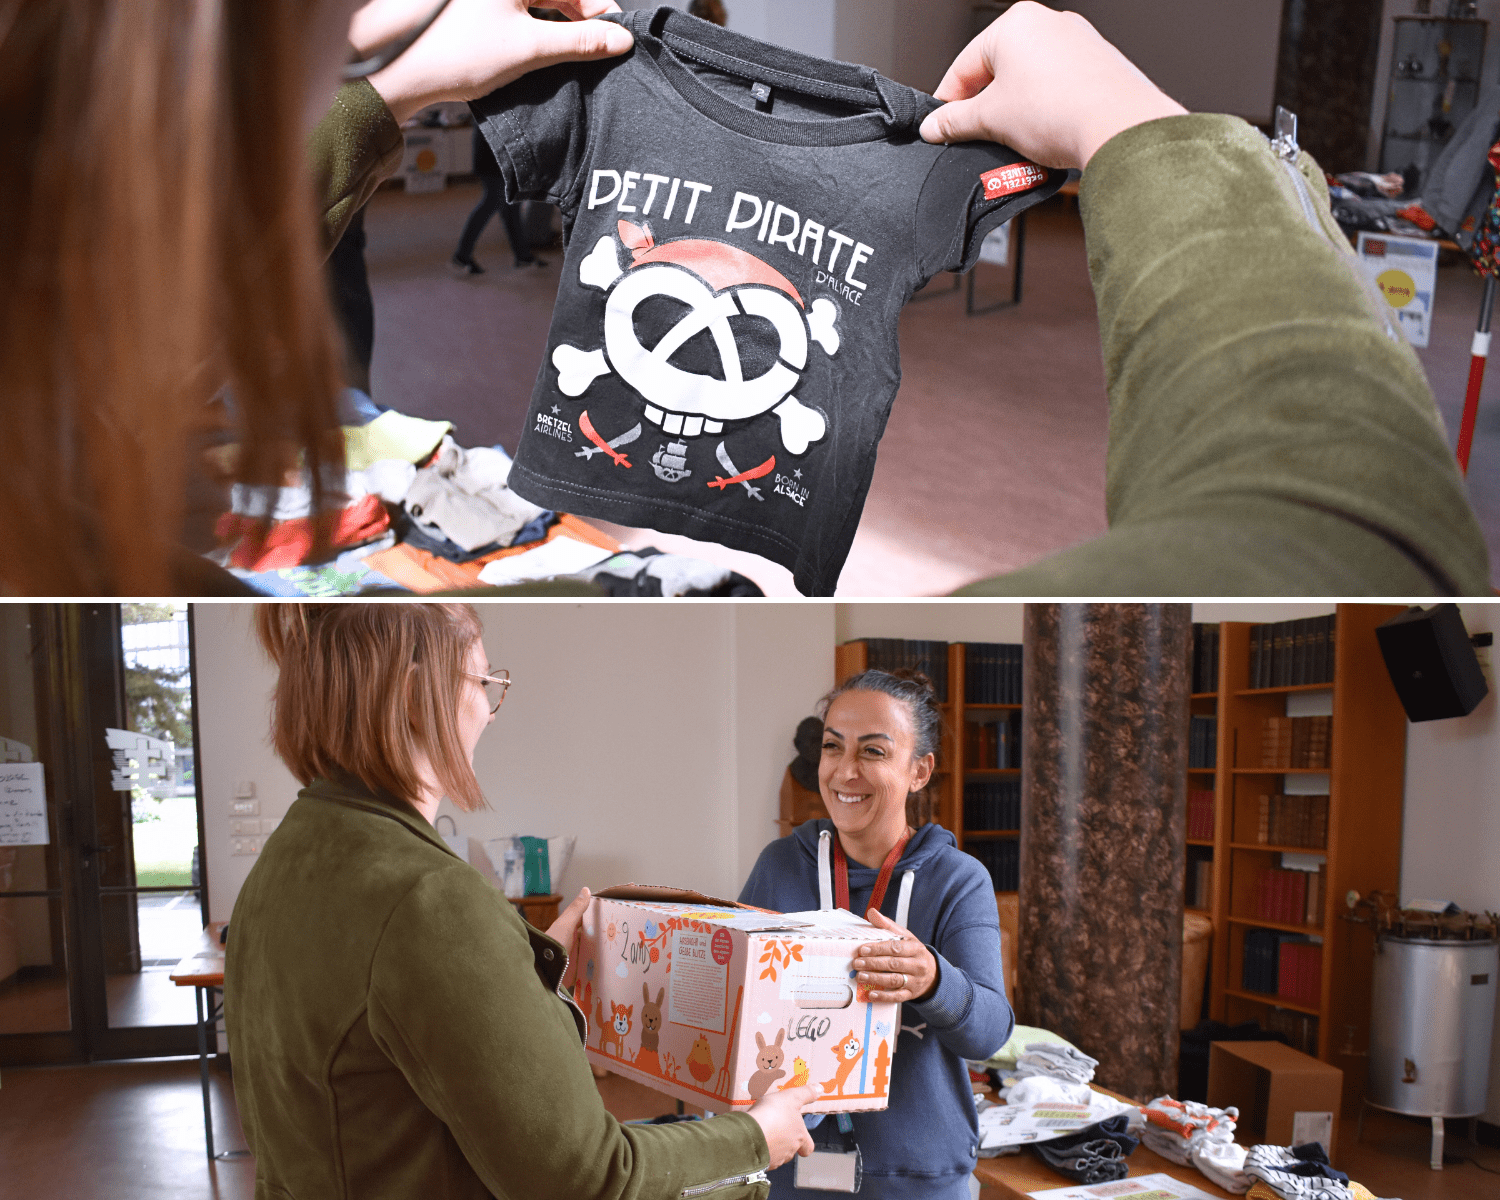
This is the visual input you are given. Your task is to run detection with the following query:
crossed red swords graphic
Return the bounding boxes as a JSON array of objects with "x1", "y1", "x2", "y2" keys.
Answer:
[{"x1": 576, "y1": 409, "x2": 775, "y2": 498}]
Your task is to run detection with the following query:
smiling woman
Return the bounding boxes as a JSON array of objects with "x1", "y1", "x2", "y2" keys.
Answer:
[{"x1": 740, "y1": 668, "x2": 1012, "y2": 1200}]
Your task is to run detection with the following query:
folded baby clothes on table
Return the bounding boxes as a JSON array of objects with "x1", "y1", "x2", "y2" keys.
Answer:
[
  {"x1": 579, "y1": 547, "x2": 765, "y2": 597},
  {"x1": 1191, "y1": 1137, "x2": 1252, "y2": 1194},
  {"x1": 1244, "y1": 1143, "x2": 1352, "y2": 1200},
  {"x1": 1029, "y1": 1113, "x2": 1139, "y2": 1186},
  {"x1": 1014, "y1": 1042, "x2": 1099, "y2": 1085},
  {"x1": 1139, "y1": 1095, "x2": 1239, "y2": 1169},
  {"x1": 404, "y1": 436, "x2": 549, "y2": 552},
  {"x1": 999, "y1": 1076, "x2": 1094, "y2": 1107}
]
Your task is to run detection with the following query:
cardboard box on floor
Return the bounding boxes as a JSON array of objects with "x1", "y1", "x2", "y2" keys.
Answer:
[
  {"x1": 1207, "y1": 1040, "x2": 1343, "y2": 1156},
  {"x1": 575, "y1": 885, "x2": 900, "y2": 1114}
]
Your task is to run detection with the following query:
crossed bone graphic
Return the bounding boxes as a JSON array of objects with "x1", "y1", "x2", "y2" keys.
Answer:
[{"x1": 552, "y1": 229, "x2": 839, "y2": 456}]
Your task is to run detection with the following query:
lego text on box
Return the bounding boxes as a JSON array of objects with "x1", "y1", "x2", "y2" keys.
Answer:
[{"x1": 574, "y1": 889, "x2": 900, "y2": 1114}]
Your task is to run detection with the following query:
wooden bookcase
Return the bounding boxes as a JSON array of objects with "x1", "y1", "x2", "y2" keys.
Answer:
[
  {"x1": 1198, "y1": 605, "x2": 1406, "y2": 1106},
  {"x1": 829, "y1": 641, "x2": 1022, "y2": 894}
]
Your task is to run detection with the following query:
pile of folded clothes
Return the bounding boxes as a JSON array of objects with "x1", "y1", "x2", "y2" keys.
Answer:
[
  {"x1": 1140, "y1": 1094, "x2": 1250, "y2": 1193},
  {"x1": 997, "y1": 1041, "x2": 1100, "y2": 1105},
  {"x1": 1243, "y1": 1142, "x2": 1384, "y2": 1200},
  {"x1": 206, "y1": 391, "x2": 766, "y2": 596},
  {"x1": 208, "y1": 392, "x2": 559, "y2": 594},
  {"x1": 1030, "y1": 1113, "x2": 1139, "y2": 1185}
]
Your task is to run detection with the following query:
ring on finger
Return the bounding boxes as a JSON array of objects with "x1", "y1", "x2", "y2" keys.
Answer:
[{"x1": 897, "y1": 972, "x2": 906, "y2": 991}]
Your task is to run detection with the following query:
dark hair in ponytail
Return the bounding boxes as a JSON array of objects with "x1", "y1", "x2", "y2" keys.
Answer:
[{"x1": 818, "y1": 669, "x2": 943, "y2": 825}]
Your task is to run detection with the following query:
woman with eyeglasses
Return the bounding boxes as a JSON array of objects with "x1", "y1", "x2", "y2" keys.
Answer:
[{"x1": 227, "y1": 603, "x2": 817, "y2": 1199}]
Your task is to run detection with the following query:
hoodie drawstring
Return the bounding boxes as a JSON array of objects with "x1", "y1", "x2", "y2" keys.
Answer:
[{"x1": 818, "y1": 829, "x2": 833, "y2": 911}]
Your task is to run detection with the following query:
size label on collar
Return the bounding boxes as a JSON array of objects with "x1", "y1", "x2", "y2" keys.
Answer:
[{"x1": 980, "y1": 162, "x2": 1047, "y2": 199}]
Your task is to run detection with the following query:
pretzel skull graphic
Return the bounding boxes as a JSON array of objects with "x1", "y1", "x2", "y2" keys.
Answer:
[{"x1": 552, "y1": 221, "x2": 838, "y2": 454}]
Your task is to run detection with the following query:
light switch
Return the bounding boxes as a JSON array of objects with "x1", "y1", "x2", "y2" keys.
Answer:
[
  {"x1": 260, "y1": 817, "x2": 281, "y2": 835},
  {"x1": 230, "y1": 819, "x2": 259, "y2": 836},
  {"x1": 234, "y1": 780, "x2": 256, "y2": 798},
  {"x1": 230, "y1": 799, "x2": 260, "y2": 817}
]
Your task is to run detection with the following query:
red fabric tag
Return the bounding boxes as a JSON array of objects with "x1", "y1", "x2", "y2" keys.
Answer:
[{"x1": 979, "y1": 162, "x2": 1048, "y2": 200}]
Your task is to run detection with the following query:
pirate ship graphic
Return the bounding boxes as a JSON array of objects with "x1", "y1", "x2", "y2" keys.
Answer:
[
  {"x1": 552, "y1": 220, "x2": 839, "y2": 459},
  {"x1": 651, "y1": 439, "x2": 692, "y2": 483}
]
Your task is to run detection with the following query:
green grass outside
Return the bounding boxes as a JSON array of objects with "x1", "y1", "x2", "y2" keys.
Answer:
[{"x1": 132, "y1": 792, "x2": 197, "y2": 888}]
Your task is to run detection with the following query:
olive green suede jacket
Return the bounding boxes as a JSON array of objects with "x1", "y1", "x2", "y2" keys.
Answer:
[
  {"x1": 225, "y1": 777, "x2": 769, "y2": 1200},
  {"x1": 313, "y1": 87, "x2": 1488, "y2": 595},
  {"x1": 959, "y1": 114, "x2": 1489, "y2": 595}
]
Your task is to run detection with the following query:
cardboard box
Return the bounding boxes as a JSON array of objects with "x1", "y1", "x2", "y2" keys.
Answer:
[
  {"x1": 575, "y1": 886, "x2": 900, "y2": 1114},
  {"x1": 1207, "y1": 1040, "x2": 1343, "y2": 1155}
]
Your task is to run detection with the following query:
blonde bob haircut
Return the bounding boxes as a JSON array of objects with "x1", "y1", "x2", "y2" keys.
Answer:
[{"x1": 255, "y1": 604, "x2": 488, "y2": 813}]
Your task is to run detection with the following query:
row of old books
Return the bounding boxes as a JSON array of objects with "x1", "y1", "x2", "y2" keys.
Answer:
[
  {"x1": 1263, "y1": 1008, "x2": 1319, "y2": 1056},
  {"x1": 850, "y1": 638, "x2": 950, "y2": 703},
  {"x1": 1189, "y1": 715, "x2": 1218, "y2": 768},
  {"x1": 968, "y1": 837, "x2": 1019, "y2": 892},
  {"x1": 1257, "y1": 716, "x2": 1332, "y2": 770},
  {"x1": 964, "y1": 643, "x2": 1023, "y2": 705},
  {"x1": 1187, "y1": 789, "x2": 1215, "y2": 840},
  {"x1": 964, "y1": 778, "x2": 1021, "y2": 831},
  {"x1": 966, "y1": 712, "x2": 1022, "y2": 770},
  {"x1": 1249, "y1": 614, "x2": 1337, "y2": 689},
  {"x1": 1255, "y1": 793, "x2": 1329, "y2": 850},
  {"x1": 1253, "y1": 865, "x2": 1326, "y2": 926},
  {"x1": 1189, "y1": 858, "x2": 1215, "y2": 909},
  {"x1": 1242, "y1": 930, "x2": 1323, "y2": 1008},
  {"x1": 1191, "y1": 623, "x2": 1221, "y2": 693}
]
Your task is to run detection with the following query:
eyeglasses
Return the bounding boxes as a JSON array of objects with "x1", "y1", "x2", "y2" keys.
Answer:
[
  {"x1": 463, "y1": 668, "x2": 511, "y2": 715},
  {"x1": 343, "y1": 0, "x2": 452, "y2": 81}
]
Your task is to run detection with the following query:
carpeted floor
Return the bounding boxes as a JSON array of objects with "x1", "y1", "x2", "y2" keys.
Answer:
[{"x1": 359, "y1": 180, "x2": 1500, "y2": 596}]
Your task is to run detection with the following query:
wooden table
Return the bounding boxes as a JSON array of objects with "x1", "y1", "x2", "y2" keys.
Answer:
[
  {"x1": 169, "y1": 922, "x2": 240, "y2": 1162},
  {"x1": 511, "y1": 893, "x2": 562, "y2": 928},
  {"x1": 972, "y1": 1093, "x2": 1237, "y2": 1199}
]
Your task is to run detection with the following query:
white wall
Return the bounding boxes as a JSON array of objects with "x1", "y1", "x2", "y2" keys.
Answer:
[
  {"x1": 1070, "y1": 0, "x2": 1283, "y2": 123},
  {"x1": 836, "y1": 601, "x2": 1023, "y2": 644},
  {"x1": 1398, "y1": 601, "x2": 1500, "y2": 1123},
  {"x1": 193, "y1": 603, "x2": 833, "y2": 922}
]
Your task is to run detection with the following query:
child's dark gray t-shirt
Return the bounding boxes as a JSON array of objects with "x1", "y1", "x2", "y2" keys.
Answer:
[{"x1": 473, "y1": 7, "x2": 1062, "y2": 594}]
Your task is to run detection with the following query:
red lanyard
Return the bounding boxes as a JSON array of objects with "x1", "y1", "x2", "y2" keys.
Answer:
[{"x1": 833, "y1": 829, "x2": 912, "y2": 915}]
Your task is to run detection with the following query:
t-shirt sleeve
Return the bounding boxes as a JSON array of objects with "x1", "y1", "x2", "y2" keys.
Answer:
[
  {"x1": 468, "y1": 57, "x2": 608, "y2": 208},
  {"x1": 914, "y1": 143, "x2": 1070, "y2": 280}
]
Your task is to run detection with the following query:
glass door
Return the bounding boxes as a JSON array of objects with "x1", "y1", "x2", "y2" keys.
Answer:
[
  {"x1": 77, "y1": 603, "x2": 204, "y2": 1058},
  {"x1": 0, "y1": 605, "x2": 81, "y2": 1064},
  {"x1": 0, "y1": 604, "x2": 208, "y2": 1065}
]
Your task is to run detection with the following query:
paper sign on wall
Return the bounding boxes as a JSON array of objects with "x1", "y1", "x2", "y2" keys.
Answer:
[
  {"x1": 0, "y1": 762, "x2": 47, "y2": 846},
  {"x1": 1356, "y1": 232, "x2": 1439, "y2": 348},
  {"x1": 105, "y1": 728, "x2": 175, "y2": 798},
  {"x1": 1, "y1": 737, "x2": 32, "y2": 763}
]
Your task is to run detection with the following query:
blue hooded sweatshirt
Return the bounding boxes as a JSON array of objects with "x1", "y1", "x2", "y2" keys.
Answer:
[{"x1": 739, "y1": 819, "x2": 1012, "y2": 1200}]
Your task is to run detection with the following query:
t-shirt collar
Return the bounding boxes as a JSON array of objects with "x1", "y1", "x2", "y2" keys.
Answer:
[{"x1": 608, "y1": 6, "x2": 934, "y2": 147}]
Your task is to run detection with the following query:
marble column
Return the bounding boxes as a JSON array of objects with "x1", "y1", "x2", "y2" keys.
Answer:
[
  {"x1": 1019, "y1": 604, "x2": 1192, "y2": 1100},
  {"x1": 1272, "y1": 0, "x2": 1385, "y2": 172}
]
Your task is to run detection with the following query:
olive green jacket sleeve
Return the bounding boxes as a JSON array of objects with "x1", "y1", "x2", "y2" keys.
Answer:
[
  {"x1": 310, "y1": 79, "x2": 406, "y2": 252},
  {"x1": 958, "y1": 114, "x2": 1490, "y2": 596},
  {"x1": 226, "y1": 779, "x2": 769, "y2": 1200}
]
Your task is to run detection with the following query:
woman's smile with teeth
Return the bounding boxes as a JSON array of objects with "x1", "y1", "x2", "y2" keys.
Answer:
[{"x1": 836, "y1": 792, "x2": 868, "y2": 804}]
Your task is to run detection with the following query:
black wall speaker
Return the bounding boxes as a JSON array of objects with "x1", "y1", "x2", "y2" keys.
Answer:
[{"x1": 1375, "y1": 604, "x2": 1489, "y2": 722}]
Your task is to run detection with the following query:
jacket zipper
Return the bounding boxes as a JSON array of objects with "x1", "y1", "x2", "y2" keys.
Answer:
[
  {"x1": 1272, "y1": 115, "x2": 1403, "y2": 344},
  {"x1": 1279, "y1": 159, "x2": 1320, "y2": 232},
  {"x1": 679, "y1": 1170, "x2": 770, "y2": 1196}
]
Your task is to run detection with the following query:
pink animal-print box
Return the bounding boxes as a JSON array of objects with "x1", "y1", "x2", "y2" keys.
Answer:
[{"x1": 574, "y1": 885, "x2": 900, "y2": 1114}]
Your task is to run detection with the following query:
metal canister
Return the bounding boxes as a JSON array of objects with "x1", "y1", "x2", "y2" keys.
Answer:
[{"x1": 1367, "y1": 934, "x2": 1498, "y2": 1117}]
